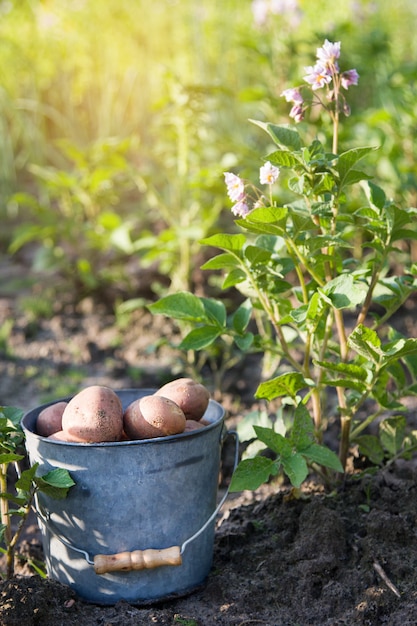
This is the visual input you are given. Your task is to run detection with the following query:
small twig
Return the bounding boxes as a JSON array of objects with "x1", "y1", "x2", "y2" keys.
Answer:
[{"x1": 373, "y1": 560, "x2": 401, "y2": 598}]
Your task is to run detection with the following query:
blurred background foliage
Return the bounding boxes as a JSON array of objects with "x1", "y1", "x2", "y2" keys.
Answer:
[{"x1": 1, "y1": 0, "x2": 417, "y2": 310}]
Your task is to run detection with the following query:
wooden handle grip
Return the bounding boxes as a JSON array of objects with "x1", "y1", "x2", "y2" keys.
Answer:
[{"x1": 93, "y1": 546, "x2": 182, "y2": 575}]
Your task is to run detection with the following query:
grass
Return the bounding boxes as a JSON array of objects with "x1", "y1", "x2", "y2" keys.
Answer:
[{"x1": 1, "y1": 0, "x2": 416, "y2": 305}]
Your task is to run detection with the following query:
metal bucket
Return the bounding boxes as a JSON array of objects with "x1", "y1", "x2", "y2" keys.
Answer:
[{"x1": 22, "y1": 388, "x2": 233, "y2": 605}]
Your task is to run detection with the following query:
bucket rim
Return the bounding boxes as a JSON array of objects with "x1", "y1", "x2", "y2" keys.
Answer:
[{"x1": 21, "y1": 388, "x2": 225, "y2": 447}]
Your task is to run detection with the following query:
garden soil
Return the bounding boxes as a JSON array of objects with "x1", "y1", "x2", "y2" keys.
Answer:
[{"x1": 2, "y1": 260, "x2": 417, "y2": 625}]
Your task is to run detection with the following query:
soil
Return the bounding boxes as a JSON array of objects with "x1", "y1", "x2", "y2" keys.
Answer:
[{"x1": 2, "y1": 258, "x2": 417, "y2": 625}]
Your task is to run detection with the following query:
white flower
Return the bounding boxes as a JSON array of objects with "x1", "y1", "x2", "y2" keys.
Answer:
[
  {"x1": 260, "y1": 161, "x2": 280, "y2": 185},
  {"x1": 224, "y1": 172, "x2": 245, "y2": 202},
  {"x1": 231, "y1": 199, "x2": 250, "y2": 218}
]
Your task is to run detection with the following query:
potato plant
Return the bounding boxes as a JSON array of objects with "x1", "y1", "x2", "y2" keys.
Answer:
[
  {"x1": 150, "y1": 39, "x2": 417, "y2": 490},
  {"x1": 0, "y1": 406, "x2": 74, "y2": 579}
]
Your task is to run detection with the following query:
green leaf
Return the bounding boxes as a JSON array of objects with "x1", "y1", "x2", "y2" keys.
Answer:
[
  {"x1": 288, "y1": 174, "x2": 305, "y2": 195},
  {"x1": 366, "y1": 181, "x2": 386, "y2": 210},
  {"x1": 222, "y1": 268, "x2": 247, "y2": 289},
  {"x1": 290, "y1": 404, "x2": 314, "y2": 449},
  {"x1": 201, "y1": 298, "x2": 226, "y2": 328},
  {"x1": 255, "y1": 372, "x2": 310, "y2": 401},
  {"x1": 180, "y1": 326, "x2": 221, "y2": 350},
  {"x1": 314, "y1": 360, "x2": 368, "y2": 381},
  {"x1": 236, "y1": 409, "x2": 282, "y2": 443},
  {"x1": 310, "y1": 201, "x2": 333, "y2": 217},
  {"x1": 354, "y1": 206, "x2": 380, "y2": 221},
  {"x1": 15, "y1": 463, "x2": 38, "y2": 491},
  {"x1": 382, "y1": 337, "x2": 417, "y2": 362},
  {"x1": 319, "y1": 274, "x2": 367, "y2": 309},
  {"x1": 281, "y1": 453, "x2": 308, "y2": 488},
  {"x1": 305, "y1": 292, "x2": 322, "y2": 325},
  {"x1": 250, "y1": 119, "x2": 302, "y2": 150},
  {"x1": 0, "y1": 406, "x2": 24, "y2": 429},
  {"x1": 244, "y1": 245, "x2": 272, "y2": 265},
  {"x1": 0, "y1": 453, "x2": 24, "y2": 464},
  {"x1": 35, "y1": 468, "x2": 75, "y2": 500},
  {"x1": 236, "y1": 219, "x2": 284, "y2": 237},
  {"x1": 379, "y1": 415, "x2": 406, "y2": 456},
  {"x1": 234, "y1": 333, "x2": 254, "y2": 351},
  {"x1": 245, "y1": 206, "x2": 288, "y2": 225},
  {"x1": 321, "y1": 378, "x2": 367, "y2": 393},
  {"x1": 301, "y1": 443, "x2": 344, "y2": 472},
  {"x1": 348, "y1": 324, "x2": 382, "y2": 363},
  {"x1": 336, "y1": 146, "x2": 376, "y2": 190},
  {"x1": 148, "y1": 292, "x2": 207, "y2": 322},
  {"x1": 268, "y1": 279, "x2": 294, "y2": 295},
  {"x1": 201, "y1": 233, "x2": 246, "y2": 252},
  {"x1": 232, "y1": 300, "x2": 252, "y2": 334},
  {"x1": 384, "y1": 205, "x2": 417, "y2": 238},
  {"x1": 254, "y1": 425, "x2": 292, "y2": 456},
  {"x1": 229, "y1": 456, "x2": 279, "y2": 492},
  {"x1": 0, "y1": 493, "x2": 27, "y2": 506},
  {"x1": 200, "y1": 253, "x2": 240, "y2": 271},
  {"x1": 339, "y1": 169, "x2": 373, "y2": 188},
  {"x1": 386, "y1": 358, "x2": 406, "y2": 388},
  {"x1": 356, "y1": 435, "x2": 385, "y2": 464},
  {"x1": 313, "y1": 172, "x2": 337, "y2": 194},
  {"x1": 265, "y1": 150, "x2": 302, "y2": 168},
  {"x1": 390, "y1": 228, "x2": 417, "y2": 243}
]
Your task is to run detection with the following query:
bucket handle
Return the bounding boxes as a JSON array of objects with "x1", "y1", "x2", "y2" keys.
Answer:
[
  {"x1": 93, "y1": 546, "x2": 182, "y2": 574},
  {"x1": 35, "y1": 429, "x2": 240, "y2": 575}
]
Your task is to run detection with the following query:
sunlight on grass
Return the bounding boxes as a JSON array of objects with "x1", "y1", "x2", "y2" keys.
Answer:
[{"x1": 0, "y1": 0, "x2": 416, "y2": 298}]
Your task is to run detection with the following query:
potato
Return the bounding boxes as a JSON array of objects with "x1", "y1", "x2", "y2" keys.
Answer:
[
  {"x1": 48, "y1": 429, "x2": 90, "y2": 443},
  {"x1": 124, "y1": 395, "x2": 186, "y2": 440},
  {"x1": 36, "y1": 401, "x2": 68, "y2": 437},
  {"x1": 184, "y1": 419, "x2": 205, "y2": 432},
  {"x1": 154, "y1": 378, "x2": 210, "y2": 421},
  {"x1": 61, "y1": 385, "x2": 123, "y2": 443}
]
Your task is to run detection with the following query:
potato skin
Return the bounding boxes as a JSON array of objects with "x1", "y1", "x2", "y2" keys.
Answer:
[
  {"x1": 154, "y1": 378, "x2": 210, "y2": 421},
  {"x1": 48, "y1": 429, "x2": 90, "y2": 443},
  {"x1": 61, "y1": 385, "x2": 123, "y2": 443},
  {"x1": 124, "y1": 395, "x2": 186, "y2": 440},
  {"x1": 36, "y1": 401, "x2": 68, "y2": 437}
]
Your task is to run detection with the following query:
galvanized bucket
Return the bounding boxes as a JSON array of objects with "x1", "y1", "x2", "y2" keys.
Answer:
[{"x1": 22, "y1": 389, "x2": 236, "y2": 605}]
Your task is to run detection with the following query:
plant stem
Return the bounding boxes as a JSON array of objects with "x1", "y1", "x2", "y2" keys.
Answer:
[
  {"x1": 285, "y1": 237, "x2": 325, "y2": 287},
  {"x1": 350, "y1": 407, "x2": 384, "y2": 440},
  {"x1": 0, "y1": 465, "x2": 11, "y2": 545},
  {"x1": 332, "y1": 110, "x2": 339, "y2": 155},
  {"x1": 311, "y1": 387, "x2": 322, "y2": 437},
  {"x1": 356, "y1": 267, "x2": 381, "y2": 327},
  {"x1": 0, "y1": 464, "x2": 13, "y2": 578}
]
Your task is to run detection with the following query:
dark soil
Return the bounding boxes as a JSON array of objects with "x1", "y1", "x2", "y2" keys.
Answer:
[{"x1": 2, "y1": 259, "x2": 417, "y2": 625}]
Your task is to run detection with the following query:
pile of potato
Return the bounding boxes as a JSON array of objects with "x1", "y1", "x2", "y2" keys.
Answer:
[{"x1": 35, "y1": 378, "x2": 211, "y2": 443}]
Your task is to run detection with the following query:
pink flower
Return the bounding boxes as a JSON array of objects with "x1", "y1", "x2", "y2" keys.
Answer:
[
  {"x1": 341, "y1": 69, "x2": 359, "y2": 89},
  {"x1": 252, "y1": 0, "x2": 301, "y2": 28},
  {"x1": 224, "y1": 172, "x2": 245, "y2": 202},
  {"x1": 251, "y1": 0, "x2": 269, "y2": 26},
  {"x1": 270, "y1": 0, "x2": 299, "y2": 15},
  {"x1": 303, "y1": 63, "x2": 332, "y2": 90},
  {"x1": 281, "y1": 87, "x2": 303, "y2": 104},
  {"x1": 231, "y1": 199, "x2": 250, "y2": 218},
  {"x1": 289, "y1": 103, "x2": 304, "y2": 123},
  {"x1": 260, "y1": 161, "x2": 280, "y2": 185},
  {"x1": 316, "y1": 39, "x2": 341, "y2": 69}
]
